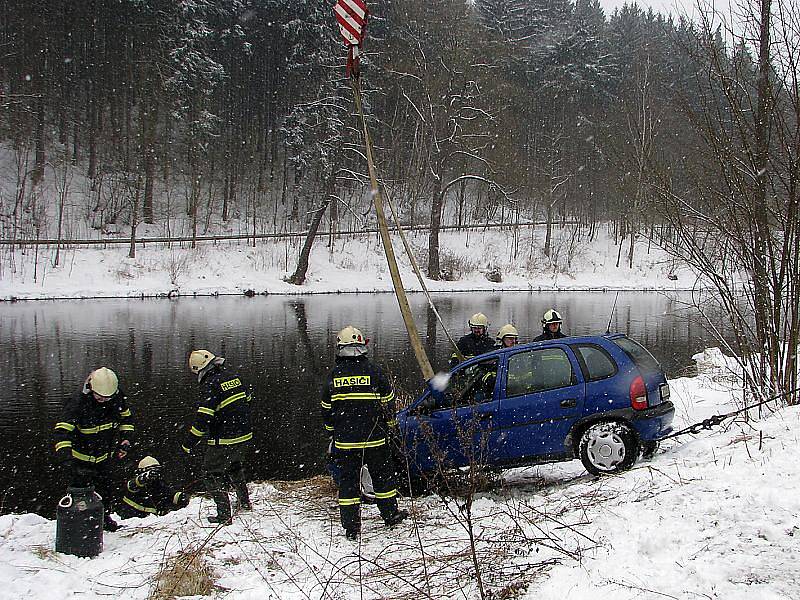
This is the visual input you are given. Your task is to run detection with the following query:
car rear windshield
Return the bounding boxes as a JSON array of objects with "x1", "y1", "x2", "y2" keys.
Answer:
[{"x1": 612, "y1": 337, "x2": 662, "y2": 374}]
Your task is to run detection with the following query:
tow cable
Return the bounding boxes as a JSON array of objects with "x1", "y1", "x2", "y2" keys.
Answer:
[{"x1": 658, "y1": 387, "x2": 800, "y2": 441}]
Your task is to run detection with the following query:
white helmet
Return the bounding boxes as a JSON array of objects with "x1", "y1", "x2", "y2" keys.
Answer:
[
  {"x1": 336, "y1": 326, "x2": 366, "y2": 346},
  {"x1": 138, "y1": 456, "x2": 160, "y2": 470},
  {"x1": 89, "y1": 367, "x2": 119, "y2": 397},
  {"x1": 469, "y1": 313, "x2": 489, "y2": 328},
  {"x1": 496, "y1": 324, "x2": 519, "y2": 341},
  {"x1": 542, "y1": 309, "x2": 563, "y2": 325},
  {"x1": 189, "y1": 350, "x2": 215, "y2": 374}
]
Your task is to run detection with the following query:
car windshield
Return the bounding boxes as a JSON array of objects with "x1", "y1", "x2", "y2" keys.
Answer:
[
  {"x1": 612, "y1": 337, "x2": 661, "y2": 374},
  {"x1": 433, "y1": 358, "x2": 499, "y2": 410}
]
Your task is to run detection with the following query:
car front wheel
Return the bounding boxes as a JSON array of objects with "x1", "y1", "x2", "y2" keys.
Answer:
[{"x1": 579, "y1": 421, "x2": 638, "y2": 476}]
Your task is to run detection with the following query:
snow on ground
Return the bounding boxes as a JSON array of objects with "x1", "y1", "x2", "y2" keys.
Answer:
[
  {"x1": 1, "y1": 352, "x2": 798, "y2": 599},
  {"x1": 0, "y1": 224, "x2": 694, "y2": 301}
]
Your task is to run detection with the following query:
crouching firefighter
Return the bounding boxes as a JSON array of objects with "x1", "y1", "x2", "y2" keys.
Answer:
[
  {"x1": 53, "y1": 367, "x2": 134, "y2": 532},
  {"x1": 182, "y1": 350, "x2": 253, "y2": 525},
  {"x1": 321, "y1": 326, "x2": 408, "y2": 540},
  {"x1": 118, "y1": 456, "x2": 189, "y2": 518}
]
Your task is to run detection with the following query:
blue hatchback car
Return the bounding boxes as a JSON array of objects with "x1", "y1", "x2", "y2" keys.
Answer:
[{"x1": 397, "y1": 334, "x2": 674, "y2": 482}]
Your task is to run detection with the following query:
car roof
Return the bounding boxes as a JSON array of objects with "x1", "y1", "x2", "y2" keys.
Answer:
[{"x1": 461, "y1": 333, "x2": 626, "y2": 364}]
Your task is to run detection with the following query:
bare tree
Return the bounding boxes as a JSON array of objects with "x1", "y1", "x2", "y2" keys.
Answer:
[{"x1": 655, "y1": 0, "x2": 800, "y2": 404}]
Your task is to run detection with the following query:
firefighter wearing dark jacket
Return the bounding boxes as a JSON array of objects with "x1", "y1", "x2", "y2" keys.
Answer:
[
  {"x1": 53, "y1": 367, "x2": 134, "y2": 532},
  {"x1": 533, "y1": 309, "x2": 567, "y2": 341},
  {"x1": 183, "y1": 349, "x2": 252, "y2": 525},
  {"x1": 450, "y1": 313, "x2": 495, "y2": 367},
  {"x1": 118, "y1": 456, "x2": 189, "y2": 518},
  {"x1": 321, "y1": 326, "x2": 408, "y2": 540}
]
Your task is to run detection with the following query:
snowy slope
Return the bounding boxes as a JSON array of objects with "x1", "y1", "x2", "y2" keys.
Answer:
[
  {"x1": 0, "y1": 225, "x2": 695, "y2": 301},
  {"x1": 1, "y1": 352, "x2": 797, "y2": 599}
]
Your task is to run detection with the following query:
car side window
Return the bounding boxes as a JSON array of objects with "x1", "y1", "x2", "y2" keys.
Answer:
[
  {"x1": 574, "y1": 344, "x2": 617, "y2": 381},
  {"x1": 438, "y1": 358, "x2": 499, "y2": 410},
  {"x1": 506, "y1": 347, "x2": 573, "y2": 397}
]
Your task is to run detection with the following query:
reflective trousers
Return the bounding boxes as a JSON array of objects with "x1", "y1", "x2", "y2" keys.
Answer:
[
  {"x1": 337, "y1": 443, "x2": 398, "y2": 532},
  {"x1": 203, "y1": 442, "x2": 249, "y2": 519}
]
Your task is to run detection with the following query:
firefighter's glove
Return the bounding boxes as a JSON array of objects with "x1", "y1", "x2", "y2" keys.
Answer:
[
  {"x1": 116, "y1": 439, "x2": 131, "y2": 460},
  {"x1": 181, "y1": 444, "x2": 192, "y2": 456},
  {"x1": 138, "y1": 468, "x2": 160, "y2": 485}
]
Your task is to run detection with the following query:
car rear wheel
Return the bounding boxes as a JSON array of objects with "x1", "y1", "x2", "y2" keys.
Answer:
[{"x1": 579, "y1": 421, "x2": 638, "y2": 476}]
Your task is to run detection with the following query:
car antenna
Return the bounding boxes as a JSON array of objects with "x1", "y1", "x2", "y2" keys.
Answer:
[{"x1": 605, "y1": 291, "x2": 620, "y2": 334}]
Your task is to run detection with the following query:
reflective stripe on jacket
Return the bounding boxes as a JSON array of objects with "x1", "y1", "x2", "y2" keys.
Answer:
[
  {"x1": 122, "y1": 476, "x2": 188, "y2": 516},
  {"x1": 54, "y1": 388, "x2": 134, "y2": 464},
  {"x1": 321, "y1": 356, "x2": 396, "y2": 450},
  {"x1": 183, "y1": 367, "x2": 253, "y2": 451}
]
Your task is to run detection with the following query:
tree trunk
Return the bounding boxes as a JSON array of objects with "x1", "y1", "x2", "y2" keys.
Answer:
[
  {"x1": 627, "y1": 225, "x2": 636, "y2": 269},
  {"x1": 141, "y1": 97, "x2": 158, "y2": 224},
  {"x1": 286, "y1": 199, "x2": 330, "y2": 285},
  {"x1": 544, "y1": 201, "x2": 553, "y2": 258},
  {"x1": 128, "y1": 177, "x2": 141, "y2": 259},
  {"x1": 427, "y1": 186, "x2": 444, "y2": 279},
  {"x1": 753, "y1": 0, "x2": 775, "y2": 394},
  {"x1": 32, "y1": 100, "x2": 46, "y2": 185}
]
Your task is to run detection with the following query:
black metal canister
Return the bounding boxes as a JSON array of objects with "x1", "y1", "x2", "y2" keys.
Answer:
[{"x1": 55, "y1": 486, "x2": 104, "y2": 557}]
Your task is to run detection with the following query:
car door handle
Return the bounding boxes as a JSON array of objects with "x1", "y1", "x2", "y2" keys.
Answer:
[{"x1": 560, "y1": 398, "x2": 577, "y2": 408}]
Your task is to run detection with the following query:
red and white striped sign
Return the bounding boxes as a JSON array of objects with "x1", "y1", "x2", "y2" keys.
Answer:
[{"x1": 334, "y1": 0, "x2": 368, "y2": 46}]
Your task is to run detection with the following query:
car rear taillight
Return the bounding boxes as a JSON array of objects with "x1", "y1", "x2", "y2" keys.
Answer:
[{"x1": 630, "y1": 376, "x2": 648, "y2": 410}]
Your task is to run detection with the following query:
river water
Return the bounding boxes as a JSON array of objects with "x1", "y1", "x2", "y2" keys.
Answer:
[{"x1": 0, "y1": 291, "x2": 724, "y2": 516}]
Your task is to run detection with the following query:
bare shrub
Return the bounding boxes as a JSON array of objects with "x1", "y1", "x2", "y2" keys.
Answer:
[
  {"x1": 164, "y1": 251, "x2": 191, "y2": 286},
  {"x1": 412, "y1": 243, "x2": 477, "y2": 280},
  {"x1": 524, "y1": 250, "x2": 549, "y2": 274},
  {"x1": 115, "y1": 264, "x2": 136, "y2": 281},
  {"x1": 485, "y1": 266, "x2": 502, "y2": 282},
  {"x1": 439, "y1": 248, "x2": 478, "y2": 281}
]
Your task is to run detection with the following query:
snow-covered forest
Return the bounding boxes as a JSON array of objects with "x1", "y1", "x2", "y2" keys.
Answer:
[{"x1": 0, "y1": 0, "x2": 791, "y2": 271}]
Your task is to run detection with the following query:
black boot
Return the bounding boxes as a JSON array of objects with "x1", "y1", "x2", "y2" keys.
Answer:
[
  {"x1": 234, "y1": 482, "x2": 252, "y2": 511},
  {"x1": 208, "y1": 492, "x2": 232, "y2": 525},
  {"x1": 345, "y1": 527, "x2": 360, "y2": 541},
  {"x1": 103, "y1": 515, "x2": 122, "y2": 532},
  {"x1": 384, "y1": 509, "x2": 409, "y2": 527}
]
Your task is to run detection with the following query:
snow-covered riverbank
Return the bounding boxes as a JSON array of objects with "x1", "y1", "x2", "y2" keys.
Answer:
[
  {"x1": 1, "y1": 225, "x2": 695, "y2": 301},
  {"x1": 2, "y1": 352, "x2": 797, "y2": 599}
]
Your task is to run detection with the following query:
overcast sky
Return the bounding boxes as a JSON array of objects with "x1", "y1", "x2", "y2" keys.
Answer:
[{"x1": 597, "y1": 0, "x2": 703, "y2": 19}]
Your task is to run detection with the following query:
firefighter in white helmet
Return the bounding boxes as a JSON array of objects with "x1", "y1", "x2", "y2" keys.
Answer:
[
  {"x1": 534, "y1": 309, "x2": 567, "y2": 341},
  {"x1": 321, "y1": 326, "x2": 408, "y2": 540},
  {"x1": 495, "y1": 324, "x2": 520, "y2": 348},
  {"x1": 450, "y1": 313, "x2": 495, "y2": 367},
  {"x1": 118, "y1": 456, "x2": 190, "y2": 518},
  {"x1": 182, "y1": 349, "x2": 253, "y2": 525},
  {"x1": 53, "y1": 366, "x2": 134, "y2": 532}
]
